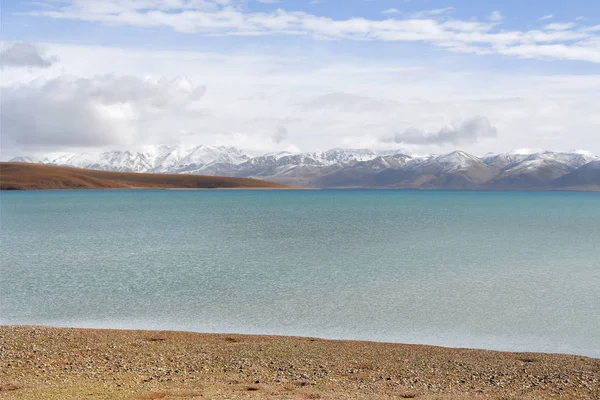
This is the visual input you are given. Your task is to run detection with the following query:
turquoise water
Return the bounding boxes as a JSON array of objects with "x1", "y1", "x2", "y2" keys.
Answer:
[{"x1": 1, "y1": 190, "x2": 599, "y2": 357}]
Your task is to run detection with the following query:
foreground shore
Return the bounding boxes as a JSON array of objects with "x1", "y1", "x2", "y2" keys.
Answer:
[{"x1": 0, "y1": 326, "x2": 598, "y2": 400}]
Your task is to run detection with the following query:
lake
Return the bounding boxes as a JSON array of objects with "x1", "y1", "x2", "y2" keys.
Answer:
[{"x1": 1, "y1": 189, "x2": 599, "y2": 357}]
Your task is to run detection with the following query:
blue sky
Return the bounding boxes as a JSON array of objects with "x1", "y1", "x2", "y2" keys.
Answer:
[
  {"x1": 3, "y1": 1, "x2": 599, "y2": 61},
  {"x1": 1, "y1": 0, "x2": 599, "y2": 157},
  {"x1": 3, "y1": 0, "x2": 598, "y2": 24}
]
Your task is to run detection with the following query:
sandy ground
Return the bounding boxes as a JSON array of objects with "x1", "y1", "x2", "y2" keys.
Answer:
[{"x1": 0, "y1": 326, "x2": 598, "y2": 400}]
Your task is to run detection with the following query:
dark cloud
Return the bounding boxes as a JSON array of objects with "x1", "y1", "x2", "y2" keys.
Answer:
[
  {"x1": 0, "y1": 42, "x2": 58, "y2": 69},
  {"x1": 273, "y1": 125, "x2": 288, "y2": 143},
  {"x1": 383, "y1": 116, "x2": 498, "y2": 146}
]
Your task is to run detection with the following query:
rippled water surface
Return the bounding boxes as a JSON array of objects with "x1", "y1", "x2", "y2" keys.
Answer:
[{"x1": 1, "y1": 190, "x2": 599, "y2": 357}]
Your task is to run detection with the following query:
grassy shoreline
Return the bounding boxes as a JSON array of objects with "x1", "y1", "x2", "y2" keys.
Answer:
[{"x1": 1, "y1": 326, "x2": 598, "y2": 399}]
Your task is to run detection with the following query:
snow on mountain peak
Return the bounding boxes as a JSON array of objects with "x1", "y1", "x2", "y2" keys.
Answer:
[
  {"x1": 508, "y1": 148, "x2": 544, "y2": 156},
  {"x1": 570, "y1": 149, "x2": 598, "y2": 159},
  {"x1": 262, "y1": 151, "x2": 296, "y2": 160},
  {"x1": 429, "y1": 151, "x2": 481, "y2": 171}
]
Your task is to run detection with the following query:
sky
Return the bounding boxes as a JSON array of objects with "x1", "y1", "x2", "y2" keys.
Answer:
[{"x1": 1, "y1": 0, "x2": 599, "y2": 159}]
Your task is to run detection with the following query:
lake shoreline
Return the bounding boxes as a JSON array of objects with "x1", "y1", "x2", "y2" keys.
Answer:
[{"x1": 1, "y1": 325, "x2": 598, "y2": 399}]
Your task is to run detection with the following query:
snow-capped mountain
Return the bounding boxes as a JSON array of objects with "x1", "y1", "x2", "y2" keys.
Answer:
[
  {"x1": 484, "y1": 150, "x2": 596, "y2": 173},
  {"x1": 238, "y1": 148, "x2": 393, "y2": 169},
  {"x1": 145, "y1": 145, "x2": 250, "y2": 172},
  {"x1": 23, "y1": 145, "x2": 251, "y2": 174},
  {"x1": 304, "y1": 149, "x2": 383, "y2": 165},
  {"x1": 9, "y1": 147, "x2": 600, "y2": 189},
  {"x1": 8, "y1": 156, "x2": 35, "y2": 163},
  {"x1": 413, "y1": 151, "x2": 483, "y2": 172}
]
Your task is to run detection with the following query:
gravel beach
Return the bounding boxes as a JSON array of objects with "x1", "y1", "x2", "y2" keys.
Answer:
[{"x1": 0, "y1": 326, "x2": 598, "y2": 399}]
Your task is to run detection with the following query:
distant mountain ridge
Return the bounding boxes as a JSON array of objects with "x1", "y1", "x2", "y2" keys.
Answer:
[{"x1": 10, "y1": 146, "x2": 600, "y2": 190}]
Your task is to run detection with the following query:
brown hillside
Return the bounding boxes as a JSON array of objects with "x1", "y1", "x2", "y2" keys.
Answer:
[{"x1": 0, "y1": 163, "x2": 293, "y2": 190}]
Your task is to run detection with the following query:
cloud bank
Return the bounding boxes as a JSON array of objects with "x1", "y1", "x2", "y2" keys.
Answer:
[
  {"x1": 1, "y1": 43, "x2": 599, "y2": 158},
  {"x1": 1, "y1": 75, "x2": 206, "y2": 150}
]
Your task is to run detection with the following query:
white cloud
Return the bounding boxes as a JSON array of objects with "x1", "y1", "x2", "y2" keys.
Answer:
[
  {"x1": 298, "y1": 92, "x2": 399, "y2": 113},
  {"x1": 0, "y1": 42, "x2": 58, "y2": 69},
  {"x1": 496, "y1": 43, "x2": 600, "y2": 63},
  {"x1": 22, "y1": 1, "x2": 600, "y2": 64},
  {"x1": 382, "y1": 8, "x2": 400, "y2": 15},
  {"x1": 410, "y1": 7, "x2": 455, "y2": 19},
  {"x1": 489, "y1": 11, "x2": 503, "y2": 22},
  {"x1": 544, "y1": 22, "x2": 576, "y2": 31},
  {"x1": 383, "y1": 116, "x2": 498, "y2": 146},
  {"x1": 539, "y1": 14, "x2": 554, "y2": 21}
]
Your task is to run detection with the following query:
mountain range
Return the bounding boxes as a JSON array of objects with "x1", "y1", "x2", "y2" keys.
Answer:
[{"x1": 10, "y1": 145, "x2": 600, "y2": 190}]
